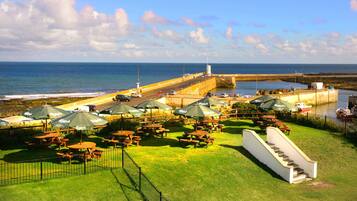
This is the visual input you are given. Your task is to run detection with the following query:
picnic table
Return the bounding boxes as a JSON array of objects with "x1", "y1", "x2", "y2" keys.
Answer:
[
  {"x1": 68, "y1": 142, "x2": 96, "y2": 150},
  {"x1": 112, "y1": 130, "x2": 134, "y2": 137},
  {"x1": 34, "y1": 132, "x2": 61, "y2": 139},
  {"x1": 178, "y1": 130, "x2": 214, "y2": 147},
  {"x1": 61, "y1": 142, "x2": 101, "y2": 161}
]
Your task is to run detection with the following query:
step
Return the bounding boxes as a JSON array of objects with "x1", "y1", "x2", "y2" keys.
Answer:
[
  {"x1": 293, "y1": 168, "x2": 305, "y2": 177},
  {"x1": 266, "y1": 142, "x2": 275, "y2": 146},
  {"x1": 288, "y1": 163, "x2": 299, "y2": 168},
  {"x1": 292, "y1": 173, "x2": 307, "y2": 184}
]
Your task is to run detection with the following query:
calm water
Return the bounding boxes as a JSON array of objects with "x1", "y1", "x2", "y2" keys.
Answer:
[
  {"x1": 212, "y1": 81, "x2": 357, "y2": 119},
  {"x1": 1, "y1": 62, "x2": 357, "y2": 96}
]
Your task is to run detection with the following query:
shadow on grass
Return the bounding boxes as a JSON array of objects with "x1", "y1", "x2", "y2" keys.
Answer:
[
  {"x1": 140, "y1": 136, "x2": 182, "y2": 148},
  {"x1": 111, "y1": 169, "x2": 143, "y2": 201},
  {"x1": 221, "y1": 120, "x2": 262, "y2": 135},
  {"x1": 2, "y1": 149, "x2": 57, "y2": 163},
  {"x1": 220, "y1": 144, "x2": 284, "y2": 181}
]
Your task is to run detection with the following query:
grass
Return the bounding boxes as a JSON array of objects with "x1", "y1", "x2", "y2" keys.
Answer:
[
  {"x1": 0, "y1": 169, "x2": 142, "y2": 201},
  {"x1": 1, "y1": 119, "x2": 357, "y2": 201}
]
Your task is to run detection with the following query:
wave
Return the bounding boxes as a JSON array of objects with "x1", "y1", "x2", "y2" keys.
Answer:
[{"x1": 0, "y1": 92, "x2": 107, "y2": 100}]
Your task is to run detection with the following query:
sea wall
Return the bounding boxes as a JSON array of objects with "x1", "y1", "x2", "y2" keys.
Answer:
[
  {"x1": 216, "y1": 73, "x2": 303, "y2": 81},
  {"x1": 58, "y1": 72, "x2": 204, "y2": 110},
  {"x1": 176, "y1": 77, "x2": 217, "y2": 96},
  {"x1": 277, "y1": 89, "x2": 338, "y2": 105}
]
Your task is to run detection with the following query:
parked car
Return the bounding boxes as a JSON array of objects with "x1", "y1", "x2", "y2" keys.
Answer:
[
  {"x1": 131, "y1": 92, "x2": 142, "y2": 98},
  {"x1": 220, "y1": 93, "x2": 229, "y2": 98},
  {"x1": 114, "y1": 94, "x2": 131, "y2": 102},
  {"x1": 168, "y1": 90, "x2": 176, "y2": 95},
  {"x1": 74, "y1": 105, "x2": 97, "y2": 112}
]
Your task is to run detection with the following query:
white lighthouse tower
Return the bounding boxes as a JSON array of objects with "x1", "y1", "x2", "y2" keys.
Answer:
[{"x1": 206, "y1": 64, "x2": 212, "y2": 76}]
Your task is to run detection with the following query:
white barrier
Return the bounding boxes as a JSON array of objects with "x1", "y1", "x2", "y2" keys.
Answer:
[
  {"x1": 243, "y1": 129, "x2": 294, "y2": 183},
  {"x1": 267, "y1": 127, "x2": 317, "y2": 178}
]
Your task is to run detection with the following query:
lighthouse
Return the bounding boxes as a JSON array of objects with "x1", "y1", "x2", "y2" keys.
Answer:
[{"x1": 206, "y1": 64, "x2": 212, "y2": 76}]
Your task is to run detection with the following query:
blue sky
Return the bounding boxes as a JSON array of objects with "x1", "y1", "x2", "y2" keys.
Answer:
[{"x1": 0, "y1": 0, "x2": 357, "y2": 63}]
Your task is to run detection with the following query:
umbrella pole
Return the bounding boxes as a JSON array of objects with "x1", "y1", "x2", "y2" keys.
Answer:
[
  {"x1": 150, "y1": 108, "x2": 152, "y2": 121},
  {"x1": 45, "y1": 118, "x2": 48, "y2": 132},
  {"x1": 121, "y1": 114, "x2": 124, "y2": 130}
]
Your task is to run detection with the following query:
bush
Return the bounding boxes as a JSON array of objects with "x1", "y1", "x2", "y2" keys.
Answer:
[{"x1": 232, "y1": 102, "x2": 259, "y2": 113}]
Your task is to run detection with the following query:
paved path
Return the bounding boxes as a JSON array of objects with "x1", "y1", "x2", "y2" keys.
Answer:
[{"x1": 97, "y1": 76, "x2": 208, "y2": 110}]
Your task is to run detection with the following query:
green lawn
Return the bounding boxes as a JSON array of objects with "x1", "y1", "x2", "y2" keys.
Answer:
[
  {"x1": 0, "y1": 169, "x2": 142, "y2": 201},
  {"x1": 1, "y1": 120, "x2": 357, "y2": 201}
]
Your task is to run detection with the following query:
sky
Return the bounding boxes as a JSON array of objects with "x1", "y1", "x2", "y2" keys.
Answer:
[{"x1": 0, "y1": 0, "x2": 357, "y2": 63}]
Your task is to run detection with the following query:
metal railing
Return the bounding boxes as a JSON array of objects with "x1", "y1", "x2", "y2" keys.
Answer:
[
  {"x1": 0, "y1": 148, "x2": 122, "y2": 186},
  {"x1": 122, "y1": 149, "x2": 168, "y2": 201}
]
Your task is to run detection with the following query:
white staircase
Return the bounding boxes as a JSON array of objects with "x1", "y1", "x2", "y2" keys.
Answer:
[
  {"x1": 266, "y1": 142, "x2": 311, "y2": 183},
  {"x1": 243, "y1": 127, "x2": 317, "y2": 184}
]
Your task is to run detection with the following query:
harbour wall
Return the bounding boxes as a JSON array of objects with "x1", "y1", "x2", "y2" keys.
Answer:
[
  {"x1": 165, "y1": 89, "x2": 338, "y2": 108},
  {"x1": 215, "y1": 73, "x2": 303, "y2": 81},
  {"x1": 58, "y1": 72, "x2": 204, "y2": 110},
  {"x1": 277, "y1": 89, "x2": 338, "y2": 106},
  {"x1": 176, "y1": 76, "x2": 236, "y2": 96}
]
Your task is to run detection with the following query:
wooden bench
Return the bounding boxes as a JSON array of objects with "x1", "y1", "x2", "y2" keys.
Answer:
[
  {"x1": 56, "y1": 152, "x2": 74, "y2": 163},
  {"x1": 132, "y1": 136, "x2": 141, "y2": 146},
  {"x1": 102, "y1": 138, "x2": 119, "y2": 147},
  {"x1": 178, "y1": 138, "x2": 200, "y2": 147}
]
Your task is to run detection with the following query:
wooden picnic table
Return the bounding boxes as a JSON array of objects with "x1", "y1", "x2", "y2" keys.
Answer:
[
  {"x1": 143, "y1": 124, "x2": 162, "y2": 129},
  {"x1": 112, "y1": 130, "x2": 134, "y2": 137},
  {"x1": 261, "y1": 115, "x2": 276, "y2": 119},
  {"x1": 68, "y1": 142, "x2": 96, "y2": 150},
  {"x1": 188, "y1": 130, "x2": 209, "y2": 138},
  {"x1": 34, "y1": 133, "x2": 61, "y2": 139},
  {"x1": 201, "y1": 119, "x2": 219, "y2": 124}
]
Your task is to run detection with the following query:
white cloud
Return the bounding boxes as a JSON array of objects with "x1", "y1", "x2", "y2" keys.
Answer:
[
  {"x1": 89, "y1": 40, "x2": 117, "y2": 51},
  {"x1": 152, "y1": 27, "x2": 182, "y2": 42},
  {"x1": 142, "y1": 10, "x2": 168, "y2": 24},
  {"x1": 244, "y1": 35, "x2": 261, "y2": 44},
  {"x1": 225, "y1": 26, "x2": 233, "y2": 39},
  {"x1": 123, "y1": 43, "x2": 138, "y2": 49},
  {"x1": 189, "y1": 28, "x2": 209, "y2": 44},
  {"x1": 275, "y1": 40, "x2": 295, "y2": 52},
  {"x1": 115, "y1": 8, "x2": 129, "y2": 34},
  {"x1": 256, "y1": 43, "x2": 268, "y2": 53},
  {"x1": 351, "y1": 0, "x2": 357, "y2": 11}
]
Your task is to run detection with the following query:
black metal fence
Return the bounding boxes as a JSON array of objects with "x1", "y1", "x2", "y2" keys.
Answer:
[
  {"x1": 122, "y1": 149, "x2": 168, "y2": 201},
  {"x1": 0, "y1": 148, "x2": 122, "y2": 186},
  {"x1": 0, "y1": 148, "x2": 167, "y2": 200}
]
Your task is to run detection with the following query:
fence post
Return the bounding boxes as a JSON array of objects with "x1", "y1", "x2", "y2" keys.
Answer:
[
  {"x1": 160, "y1": 192, "x2": 163, "y2": 201},
  {"x1": 40, "y1": 160, "x2": 43, "y2": 180},
  {"x1": 84, "y1": 153, "x2": 86, "y2": 175},
  {"x1": 324, "y1": 115, "x2": 327, "y2": 128},
  {"x1": 306, "y1": 112, "x2": 309, "y2": 121},
  {"x1": 121, "y1": 147, "x2": 124, "y2": 168},
  {"x1": 138, "y1": 167, "x2": 142, "y2": 192},
  {"x1": 344, "y1": 120, "x2": 347, "y2": 136}
]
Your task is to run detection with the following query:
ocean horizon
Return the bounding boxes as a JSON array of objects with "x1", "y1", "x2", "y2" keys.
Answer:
[{"x1": 1, "y1": 62, "x2": 357, "y2": 98}]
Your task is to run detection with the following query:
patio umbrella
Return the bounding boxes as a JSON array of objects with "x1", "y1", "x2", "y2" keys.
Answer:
[
  {"x1": 180, "y1": 103, "x2": 221, "y2": 120},
  {"x1": 136, "y1": 100, "x2": 172, "y2": 120},
  {"x1": 51, "y1": 111, "x2": 108, "y2": 142},
  {"x1": 250, "y1": 95, "x2": 274, "y2": 106},
  {"x1": 23, "y1": 104, "x2": 69, "y2": 131},
  {"x1": 101, "y1": 103, "x2": 143, "y2": 129},
  {"x1": 259, "y1": 98, "x2": 297, "y2": 112},
  {"x1": 194, "y1": 97, "x2": 228, "y2": 108},
  {"x1": 0, "y1": 119, "x2": 8, "y2": 126}
]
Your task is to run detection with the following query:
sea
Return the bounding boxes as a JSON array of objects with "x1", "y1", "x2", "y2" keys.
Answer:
[{"x1": 1, "y1": 62, "x2": 357, "y2": 118}]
